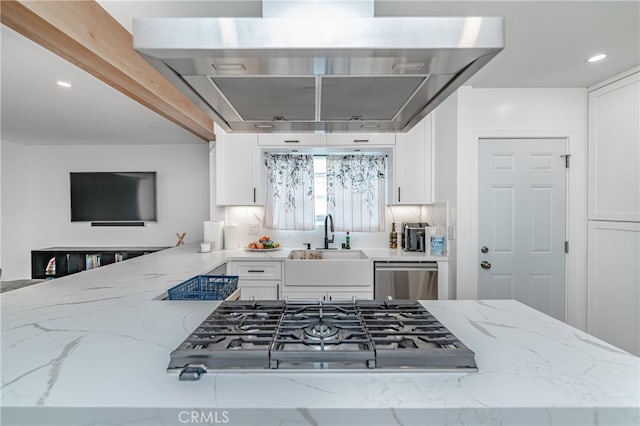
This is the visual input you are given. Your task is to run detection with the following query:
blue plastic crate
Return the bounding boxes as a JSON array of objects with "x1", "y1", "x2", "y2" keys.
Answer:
[{"x1": 167, "y1": 275, "x2": 238, "y2": 300}]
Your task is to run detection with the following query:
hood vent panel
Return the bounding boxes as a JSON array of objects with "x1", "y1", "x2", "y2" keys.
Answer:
[
  {"x1": 210, "y1": 77, "x2": 316, "y2": 121},
  {"x1": 320, "y1": 76, "x2": 426, "y2": 121},
  {"x1": 134, "y1": 16, "x2": 504, "y2": 133}
]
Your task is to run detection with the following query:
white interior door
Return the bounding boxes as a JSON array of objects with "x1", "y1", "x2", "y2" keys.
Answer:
[{"x1": 478, "y1": 138, "x2": 567, "y2": 320}]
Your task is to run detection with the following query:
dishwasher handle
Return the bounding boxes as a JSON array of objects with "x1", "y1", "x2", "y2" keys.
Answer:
[{"x1": 375, "y1": 263, "x2": 438, "y2": 272}]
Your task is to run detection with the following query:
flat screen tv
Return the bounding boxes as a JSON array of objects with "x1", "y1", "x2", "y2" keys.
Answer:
[{"x1": 70, "y1": 172, "x2": 157, "y2": 222}]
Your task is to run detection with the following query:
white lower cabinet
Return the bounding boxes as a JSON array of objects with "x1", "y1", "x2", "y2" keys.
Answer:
[
  {"x1": 587, "y1": 221, "x2": 639, "y2": 356},
  {"x1": 229, "y1": 261, "x2": 282, "y2": 300}
]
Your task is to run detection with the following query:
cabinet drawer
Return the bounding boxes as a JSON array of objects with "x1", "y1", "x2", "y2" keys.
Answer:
[
  {"x1": 230, "y1": 261, "x2": 282, "y2": 280},
  {"x1": 258, "y1": 133, "x2": 325, "y2": 146},
  {"x1": 325, "y1": 133, "x2": 395, "y2": 146}
]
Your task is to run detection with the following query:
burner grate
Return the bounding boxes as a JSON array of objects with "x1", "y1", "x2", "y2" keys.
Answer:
[{"x1": 269, "y1": 301, "x2": 376, "y2": 369}]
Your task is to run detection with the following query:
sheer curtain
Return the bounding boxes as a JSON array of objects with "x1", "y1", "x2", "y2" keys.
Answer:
[
  {"x1": 327, "y1": 154, "x2": 386, "y2": 232},
  {"x1": 263, "y1": 153, "x2": 315, "y2": 230}
]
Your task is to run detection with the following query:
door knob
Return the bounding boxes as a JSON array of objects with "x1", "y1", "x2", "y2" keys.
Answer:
[
  {"x1": 480, "y1": 261, "x2": 492, "y2": 270},
  {"x1": 481, "y1": 246, "x2": 489, "y2": 253}
]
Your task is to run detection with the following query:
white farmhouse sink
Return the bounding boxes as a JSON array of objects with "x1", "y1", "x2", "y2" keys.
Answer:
[
  {"x1": 285, "y1": 250, "x2": 372, "y2": 286},
  {"x1": 287, "y1": 250, "x2": 367, "y2": 260}
]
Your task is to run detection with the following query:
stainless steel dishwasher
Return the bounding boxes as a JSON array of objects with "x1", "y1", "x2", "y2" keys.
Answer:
[{"x1": 374, "y1": 261, "x2": 438, "y2": 300}]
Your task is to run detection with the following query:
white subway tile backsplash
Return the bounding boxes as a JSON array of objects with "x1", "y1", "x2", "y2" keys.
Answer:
[{"x1": 225, "y1": 205, "x2": 435, "y2": 249}]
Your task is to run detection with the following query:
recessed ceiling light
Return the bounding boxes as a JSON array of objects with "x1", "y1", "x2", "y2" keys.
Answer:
[
  {"x1": 587, "y1": 53, "x2": 607, "y2": 63},
  {"x1": 255, "y1": 124, "x2": 274, "y2": 129},
  {"x1": 56, "y1": 81, "x2": 72, "y2": 88}
]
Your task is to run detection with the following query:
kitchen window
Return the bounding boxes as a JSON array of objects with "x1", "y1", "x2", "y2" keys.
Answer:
[
  {"x1": 265, "y1": 153, "x2": 386, "y2": 231},
  {"x1": 313, "y1": 156, "x2": 328, "y2": 224},
  {"x1": 326, "y1": 154, "x2": 386, "y2": 232},
  {"x1": 263, "y1": 153, "x2": 315, "y2": 230}
]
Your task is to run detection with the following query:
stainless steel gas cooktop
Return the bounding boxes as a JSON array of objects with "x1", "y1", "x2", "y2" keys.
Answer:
[{"x1": 168, "y1": 300, "x2": 477, "y2": 380}]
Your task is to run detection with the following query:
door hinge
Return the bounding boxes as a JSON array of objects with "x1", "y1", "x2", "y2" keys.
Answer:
[
  {"x1": 561, "y1": 154, "x2": 571, "y2": 168},
  {"x1": 564, "y1": 241, "x2": 569, "y2": 253}
]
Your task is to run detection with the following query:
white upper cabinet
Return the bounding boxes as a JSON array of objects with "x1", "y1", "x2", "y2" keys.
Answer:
[
  {"x1": 258, "y1": 133, "x2": 325, "y2": 146},
  {"x1": 325, "y1": 133, "x2": 395, "y2": 146},
  {"x1": 588, "y1": 71, "x2": 640, "y2": 222},
  {"x1": 215, "y1": 128, "x2": 261, "y2": 205},
  {"x1": 392, "y1": 114, "x2": 433, "y2": 205}
]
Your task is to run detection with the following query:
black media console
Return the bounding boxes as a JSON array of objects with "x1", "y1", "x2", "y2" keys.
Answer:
[{"x1": 31, "y1": 247, "x2": 168, "y2": 279}]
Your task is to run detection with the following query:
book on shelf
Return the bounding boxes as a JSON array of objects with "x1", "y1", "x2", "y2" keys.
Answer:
[
  {"x1": 67, "y1": 254, "x2": 79, "y2": 274},
  {"x1": 115, "y1": 253, "x2": 124, "y2": 263},
  {"x1": 85, "y1": 254, "x2": 101, "y2": 270}
]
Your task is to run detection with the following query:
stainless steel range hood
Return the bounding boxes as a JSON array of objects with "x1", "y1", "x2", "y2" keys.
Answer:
[{"x1": 133, "y1": 2, "x2": 503, "y2": 132}]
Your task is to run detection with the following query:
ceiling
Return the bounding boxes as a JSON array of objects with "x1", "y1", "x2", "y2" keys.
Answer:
[{"x1": 1, "y1": 0, "x2": 638, "y2": 146}]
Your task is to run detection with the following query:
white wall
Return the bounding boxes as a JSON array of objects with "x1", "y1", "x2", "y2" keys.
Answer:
[
  {"x1": 433, "y1": 93, "x2": 459, "y2": 298},
  {"x1": 456, "y1": 87, "x2": 588, "y2": 330},
  {"x1": 0, "y1": 140, "x2": 3, "y2": 275},
  {"x1": 1, "y1": 142, "x2": 210, "y2": 280},
  {"x1": 1, "y1": 141, "x2": 33, "y2": 281},
  {"x1": 209, "y1": 142, "x2": 225, "y2": 223}
]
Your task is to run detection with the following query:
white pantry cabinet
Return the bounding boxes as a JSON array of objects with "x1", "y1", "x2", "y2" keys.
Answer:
[
  {"x1": 229, "y1": 261, "x2": 281, "y2": 300},
  {"x1": 258, "y1": 133, "x2": 325, "y2": 146},
  {"x1": 325, "y1": 132, "x2": 395, "y2": 146},
  {"x1": 588, "y1": 71, "x2": 640, "y2": 221},
  {"x1": 392, "y1": 114, "x2": 433, "y2": 204},
  {"x1": 215, "y1": 131, "x2": 261, "y2": 205},
  {"x1": 587, "y1": 221, "x2": 639, "y2": 356}
]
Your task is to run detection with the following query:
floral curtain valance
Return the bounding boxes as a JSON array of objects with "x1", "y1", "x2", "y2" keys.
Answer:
[
  {"x1": 263, "y1": 153, "x2": 315, "y2": 230},
  {"x1": 327, "y1": 154, "x2": 386, "y2": 232}
]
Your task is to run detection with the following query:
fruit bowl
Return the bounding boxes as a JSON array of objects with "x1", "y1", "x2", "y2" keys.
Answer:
[{"x1": 246, "y1": 235, "x2": 281, "y2": 250}]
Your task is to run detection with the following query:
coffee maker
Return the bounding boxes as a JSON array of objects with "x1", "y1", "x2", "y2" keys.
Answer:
[{"x1": 402, "y1": 222, "x2": 428, "y2": 252}]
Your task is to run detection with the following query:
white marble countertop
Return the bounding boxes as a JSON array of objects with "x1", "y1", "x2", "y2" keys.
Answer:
[{"x1": 1, "y1": 244, "x2": 638, "y2": 425}]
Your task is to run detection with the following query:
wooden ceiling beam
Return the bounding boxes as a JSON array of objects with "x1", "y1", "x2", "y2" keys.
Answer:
[{"x1": 1, "y1": 0, "x2": 215, "y2": 141}]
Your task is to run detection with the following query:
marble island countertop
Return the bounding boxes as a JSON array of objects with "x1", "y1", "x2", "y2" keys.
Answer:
[{"x1": 1, "y1": 244, "x2": 638, "y2": 426}]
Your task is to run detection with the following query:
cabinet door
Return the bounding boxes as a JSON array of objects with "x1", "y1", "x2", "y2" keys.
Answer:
[
  {"x1": 393, "y1": 115, "x2": 433, "y2": 204},
  {"x1": 325, "y1": 133, "x2": 395, "y2": 146},
  {"x1": 587, "y1": 221, "x2": 640, "y2": 356},
  {"x1": 258, "y1": 133, "x2": 325, "y2": 146},
  {"x1": 215, "y1": 130, "x2": 260, "y2": 205},
  {"x1": 238, "y1": 280, "x2": 279, "y2": 300},
  {"x1": 588, "y1": 72, "x2": 640, "y2": 221}
]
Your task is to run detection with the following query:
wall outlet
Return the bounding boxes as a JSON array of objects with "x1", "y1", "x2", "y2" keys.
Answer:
[
  {"x1": 248, "y1": 222, "x2": 259, "y2": 234},
  {"x1": 447, "y1": 224, "x2": 456, "y2": 240}
]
